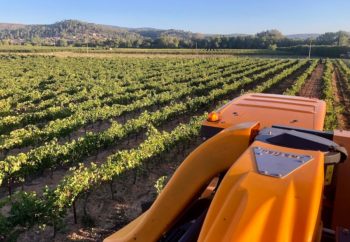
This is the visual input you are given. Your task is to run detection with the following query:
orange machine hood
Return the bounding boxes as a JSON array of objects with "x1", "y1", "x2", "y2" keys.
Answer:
[
  {"x1": 203, "y1": 93, "x2": 326, "y2": 131},
  {"x1": 198, "y1": 140, "x2": 324, "y2": 242}
]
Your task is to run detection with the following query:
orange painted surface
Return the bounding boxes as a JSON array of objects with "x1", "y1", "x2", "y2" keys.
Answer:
[
  {"x1": 198, "y1": 141, "x2": 324, "y2": 242},
  {"x1": 203, "y1": 93, "x2": 326, "y2": 131},
  {"x1": 332, "y1": 130, "x2": 350, "y2": 229},
  {"x1": 104, "y1": 122, "x2": 258, "y2": 242}
]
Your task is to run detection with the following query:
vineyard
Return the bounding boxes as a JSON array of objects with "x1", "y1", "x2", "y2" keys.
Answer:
[{"x1": 0, "y1": 54, "x2": 349, "y2": 241}]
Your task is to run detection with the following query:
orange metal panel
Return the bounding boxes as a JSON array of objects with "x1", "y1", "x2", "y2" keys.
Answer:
[
  {"x1": 332, "y1": 130, "x2": 350, "y2": 229},
  {"x1": 203, "y1": 93, "x2": 326, "y2": 131},
  {"x1": 198, "y1": 141, "x2": 324, "y2": 242}
]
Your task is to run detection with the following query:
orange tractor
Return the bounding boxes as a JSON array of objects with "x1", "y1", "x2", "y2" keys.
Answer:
[{"x1": 105, "y1": 93, "x2": 350, "y2": 242}]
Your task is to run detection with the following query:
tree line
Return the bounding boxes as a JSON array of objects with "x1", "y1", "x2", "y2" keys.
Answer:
[{"x1": 0, "y1": 20, "x2": 349, "y2": 49}]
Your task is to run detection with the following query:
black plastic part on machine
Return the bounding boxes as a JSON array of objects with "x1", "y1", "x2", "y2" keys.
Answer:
[
  {"x1": 159, "y1": 198, "x2": 211, "y2": 242},
  {"x1": 272, "y1": 125, "x2": 334, "y2": 140},
  {"x1": 200, "y1": 125, "x2": 224, "y2": 140},
  {"x1": 256, "y1": 126, "x2": 348, "y2": 164}
]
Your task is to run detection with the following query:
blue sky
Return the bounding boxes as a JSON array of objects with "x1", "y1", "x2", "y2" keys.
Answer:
[{"x1": 0, "y1": 0, "x2": 349, "y2": 35}]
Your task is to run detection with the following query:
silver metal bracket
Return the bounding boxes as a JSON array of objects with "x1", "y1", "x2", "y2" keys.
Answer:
[{"x1": 253, "y1": 146, "x2": 313, "y2": 178}]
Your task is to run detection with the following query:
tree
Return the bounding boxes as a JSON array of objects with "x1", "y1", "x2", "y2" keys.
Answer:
[
  {"x1": 154, "y1": 35, "x2": 180, "y2": 48},
  {"x1": 268, "y1": 44, "x2": 277, "y2": 50},
  {"x1": 210, "y1": 36, "x2": 221, "y2": 49},
  {"x1": 31, "y1": 36, "x2": 42, "y2": 46},
  {"x1": 132, "y1": 39, "x2": 143, "y2": 48},
  {"x1": 0, "y1": 39, "x2": 11, "y2": 45},
  {"x1": 57, "y1": 39, "x2": 68, "y2": 47},
  {"x1": 338, "y1": 31, "x2": 349, "y2": 46},
  {"x1": 316, "y1": 32, "x2": 338, "y2": 45},
  {"x1": 256, "y1": 29, "x2": 284, "y2": 40}
]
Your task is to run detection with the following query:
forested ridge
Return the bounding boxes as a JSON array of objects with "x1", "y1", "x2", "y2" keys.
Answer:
[{"x1": 0, "y1": 20, "x2": 349, "y2": 49}]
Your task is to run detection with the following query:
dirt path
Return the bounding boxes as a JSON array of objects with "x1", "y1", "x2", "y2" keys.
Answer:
[
  {"x1": 333, "y1": 67, "x2": 350, "y2": 130},
  {"x1": 298, "y1": 63, "x2": 324, "y2": 98},
  {"x1": 266, "y1": 62, "x2": 310, "y2": 94}
]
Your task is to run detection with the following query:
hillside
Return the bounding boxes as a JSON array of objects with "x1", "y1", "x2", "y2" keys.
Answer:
[
  {"x1": 285, "y1": 33, "x2": 321, "y2": 40},
  {"x1": 0, "y1": 20, "x2": 142, "y2": 45},
  {"x1": 0, "y1": 20, "x2": 349, "y2": 49},
  {"x1": 0, "y1": 20, "x2": 200, "y2": 46},
  {"x1": 0, "y1": 20, "x2": 298, "y2": 42},
  {"x1": 0, "y1": 23, "x2": 26, "y2": 30}
]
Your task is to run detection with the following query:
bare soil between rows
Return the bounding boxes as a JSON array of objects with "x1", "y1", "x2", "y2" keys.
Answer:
[
  {"x1": 298, "y1": 63, "x2": 324, "y2": 98},
  {"x1": 265, "y1": 62, "x2": 311, "y2": 94}
]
